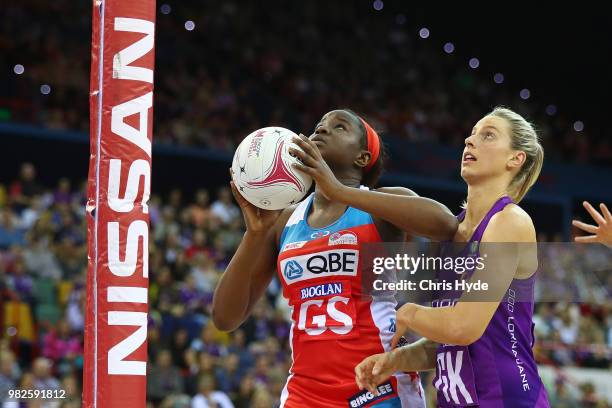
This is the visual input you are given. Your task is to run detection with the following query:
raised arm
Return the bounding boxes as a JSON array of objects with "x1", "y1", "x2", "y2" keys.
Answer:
[
  {"x1": 289, "y1": 135, "x2": 458, "y2": 241},
  {"x1": 336, "y1": 186, "x2": 457, "y2": 241},
  {"x1": 211, "y1": 181, "x2": 292, "y2": 331}
]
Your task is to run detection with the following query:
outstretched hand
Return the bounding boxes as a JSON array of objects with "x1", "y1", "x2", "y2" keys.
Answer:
[
  {"x1": 289, "y1": 134, "x2": 345, "y2": 201},
  {"x1": 572, "y1": 201, "x2": 612, "y2": 248}
]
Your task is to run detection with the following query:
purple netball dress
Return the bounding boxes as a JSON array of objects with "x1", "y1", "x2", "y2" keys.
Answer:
[{"x1": 432, "y1": 196, "x2": 550, "y2": 408}]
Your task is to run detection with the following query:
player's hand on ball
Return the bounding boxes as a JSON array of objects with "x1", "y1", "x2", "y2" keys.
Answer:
[
  {"x1": 230, "y1": 178, "x2": 281, "y2": 234},
  {"x1": 355, "y1": 352, "x2": 397, "y2": 396},
  {"x1": 289, "y1": 134, "x2": 344, "y2": 201},
  {"x1": 572, "y1": 201, "x2": 612, "y2": 248}
]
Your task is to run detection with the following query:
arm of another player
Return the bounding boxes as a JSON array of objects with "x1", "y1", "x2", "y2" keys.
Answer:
[
  {"x1": 572, "y1": 201, "x2": 612, "y2": 248},
  {"x1": 212, "y1": 179, "x2": 291, "y2": 331},
  {"x1": 355, "y1": 338, "x2": 438, "y2": 395},
  {"x1": 392, "y1": 207, "x2": 534, "y2": 346},
  {"x1": 289, "y1": 134, "x2": 458, "y2": 241}
]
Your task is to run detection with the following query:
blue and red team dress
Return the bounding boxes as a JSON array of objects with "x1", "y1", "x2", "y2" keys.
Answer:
[{"x1": 277, "y1": 192, "x2": 425, "y2": 407}]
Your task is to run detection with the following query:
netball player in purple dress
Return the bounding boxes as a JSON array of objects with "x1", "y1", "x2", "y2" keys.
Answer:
[{"x1": 353, "y1": 107, "x2": 551, "y2": 407}]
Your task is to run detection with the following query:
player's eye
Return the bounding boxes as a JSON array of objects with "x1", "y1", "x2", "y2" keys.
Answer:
[
  {"x1": 484, "y1": 132, "x2": 495, "y2": 139},
  {"x1": 335, "y1": 124, "x2": 346, "y2": 130}
]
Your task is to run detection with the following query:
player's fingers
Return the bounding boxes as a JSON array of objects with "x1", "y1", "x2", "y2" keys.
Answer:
[
  {"x1": 288, "y1": 147, "x2": 317, "y2": 167},
  {"x1": 575, "y1": 235, "x2": 600, "y2": 243},
  {"x1": 229, "y1": 181, "x2": 249, "y2": 208},
  {"x1": 292, "y1": 135, "x2": 318, "y2": 158},
  {"x1": 583, "y1": 201, "x2": 606, "y2": 225},
  {"x1": 354, "y1": 361, "x2": 364, "y2": 381},
  {"x1": 292, "y1": 162, "x2": 315, "y2": 176},
  {"x1": 572, "y1": 220, "x2": 599, "y2": 234},
  {"x1": 299, "y1": 132, "x2": 319, "y2": 149},
  {"x1": 290, "y1": 136, "x2": 313, "y2": 154},
  {"x1": 599, "y1": 203, "x2": 612, "y2": 222},
  {"x1": 372, "y1": 356, "x2": 387, "y2": 376},
  {"x1": 355, "y1": 374, "x2": 364, "y2": 390},
  {"x1": 362, "y1": 376, "x2": 377, "y2": 396},
  {"x1": 230, "y1": 181, "x2": 261, "y2": 223},
  {"x1": 356, "y1": 368, "x2": 372, "y2": 391}
]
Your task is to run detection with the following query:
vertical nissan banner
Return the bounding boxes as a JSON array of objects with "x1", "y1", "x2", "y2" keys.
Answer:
[{"x1": 84, "y1": 0, "x2": 155, "y2": 406}]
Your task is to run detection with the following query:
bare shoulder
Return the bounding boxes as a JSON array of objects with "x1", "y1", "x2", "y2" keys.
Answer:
[
  {"x1": 483, "y1": 203, "x2": 536, "y2": 242},
  {"x1": 374, "y1": 186, "x2": 418, "y2": 197}
]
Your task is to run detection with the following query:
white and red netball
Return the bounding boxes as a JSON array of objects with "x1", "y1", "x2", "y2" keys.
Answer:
[{"x1": 231, "y1": 127, "x2": 312, "y2": 210}]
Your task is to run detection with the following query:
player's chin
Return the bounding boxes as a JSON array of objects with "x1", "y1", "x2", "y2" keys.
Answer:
[
  {"x1": 313, "y1": 140, "x2": 328, "y2": 154},
  {"x1": 460, "y1": 166, "x2": 475, "y2": 180}
]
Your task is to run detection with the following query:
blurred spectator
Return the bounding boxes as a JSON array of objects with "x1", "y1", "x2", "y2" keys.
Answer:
[
  {"x1": 61, "y1": 374, "x2": 82, "y2": 405},
  {"x1": 189, "y1": 254, "x2": 218, "y2": 295},
  {"x1": 190, "y1": 325, "x2": 226, "y2": 357},
  {"x1": 215, "y1": 353, "x2": 243, "y2": 394},
  {"x1": 147, "y1": 349, "x2": 185, "y2": 405},
  {"x1": 0, "y1": 351, "x2": 20, "y2": 401},
  {"x1": 580, "y1": 382, "x2": 601, "y2": 407},
  {"x1": 191, "y1": 374, "x2": 234, "y2": 408},
  {"x1": 53, "y1": 178, "x2": 73, "y2": 206},
  {"x1": 189, "y1": 190, "x2": 213, "y2": 229},
  {"x1": 549, "y1": 379, "x2": 578, "y2": 408},
  {"x1": 556, "y1": 306, "x2": 580, "y2": 345},
  {"x1": 171, "y1": 328, "x2": 191, "y2": 370},
  {"x1": 210, "y1": 188, "x2": 239, "y2": 225},
  {"x1": 0, "y1": 209, "x2": 26, "y2": 248},
  {"x1": 65, "y1": 280, "x2": 85, "y2": 332},
  {"x1": 41, "y1": 319, "x2": 82, "y2": 370},
  {"x1": 32, "y1": 357, "x2": 60, "y2": 391},
  {"x1": 233, "y1": 374, "x2": 256, "y2": 407},
  {"x1": 22, "y1": 232, "x2": 62, "y2": 280},
  {"x1": 9, "y1": 163, "x2": 43, "y2": 210},
  {"x1": 185, "y1": 230, "x2": 212, "y2": 260},
  {"x1": 249, "y1": 386, "x2": 274, "y2": 408},
  {"x1": 6, "y1": 257, "x2": 34, "y2": 303}
]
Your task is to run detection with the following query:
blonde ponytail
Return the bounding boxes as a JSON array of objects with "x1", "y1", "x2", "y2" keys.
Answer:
[{"x1": 488, "y1": 107, "x2": 544, "y2": 202}]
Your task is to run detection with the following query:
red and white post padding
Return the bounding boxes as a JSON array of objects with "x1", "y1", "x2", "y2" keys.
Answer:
[{"x1": 84, "y1": 0, "x2": 155, "y2": 406}]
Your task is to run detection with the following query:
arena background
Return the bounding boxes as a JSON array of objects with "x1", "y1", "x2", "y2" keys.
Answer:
[{"x1": 0, "y1": 1, "x2": 610, "y2": 407}]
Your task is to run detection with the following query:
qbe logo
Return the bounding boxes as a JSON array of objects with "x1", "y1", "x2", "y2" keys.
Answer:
[
  {"x1": 284, "y1": 260, "x2": 303, "y2": 280},
  {"x1": 280, "y1": 249, "x2": 358, "y2": 284}
]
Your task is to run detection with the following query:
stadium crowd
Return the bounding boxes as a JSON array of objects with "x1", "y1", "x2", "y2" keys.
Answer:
[
  {"x1": 0, "y1": 163, "x2": 610, "y2": 407},
  {"x1": 1, "y1": 1, "x2": 612, "y2": 167}
]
